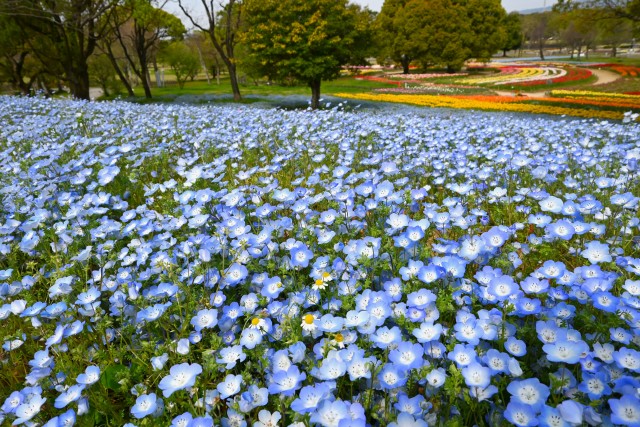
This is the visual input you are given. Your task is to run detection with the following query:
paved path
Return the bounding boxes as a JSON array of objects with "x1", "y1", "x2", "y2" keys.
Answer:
[
  {"x1": 90, "y1": 87, "x2": 104, "y2": 100},
  {"x1": 590, "y1": 68, "x2": 620, "y2": 85}
]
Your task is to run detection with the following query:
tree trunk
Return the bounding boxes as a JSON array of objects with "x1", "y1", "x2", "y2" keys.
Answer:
[
  {"x1": 612, "y1": 46, "x2": 617, "y2": 58},
  {"x1": 68, "y1": 62, "x2": 91, "y2": 100},
  {"x1": 503, "y1": 49, "x2": 508, "y2": 57},
  {"x1": 227, "y1": 60, "x2": 241, "y2": 101},
  {"x1": 401, "y1": 57, "x2": 410, "y2": 74},
  {"x1": 106, "y1": 45, "x2": 135, "y2": 96},
  {"x1": 140, "y1": 67, "x2": 152, "y2": 98},
  {"x1": 136, "y1": 47, "x2": 152, "y2": 99},
  {"x1": 538, "y1": 41, "x2": 545, "y2": 60},
  {"x1": 309, "y1": 79, "x2": 321, "y2": 110}
]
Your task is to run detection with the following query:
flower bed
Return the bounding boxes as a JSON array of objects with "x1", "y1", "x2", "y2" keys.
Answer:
[
  {"x1": 1, "y1": 96, "x2": 640, "y2": 427},
  {"x1": 384, "y1": 73, "x2": 468, "y2": 80},
  {"x1": 552, "y1": 89, "x2": 640, "y2": 101},
  {"x1": 592, "y1": 64, "x2": 640, "y2": 78},
  {"x1": 335, "y1": 92, "x2": 633, "y2": 120}
]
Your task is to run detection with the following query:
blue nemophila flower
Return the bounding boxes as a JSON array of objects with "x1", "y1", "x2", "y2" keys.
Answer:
[
  {"x1": 407, "y1": 289, "x2": 437, "y2": 309},
  {"x1": 54, "y1": 384, "x2": 85, "y2": 409},
  {"x1": 290, "y1": 244, "x2": 313, "y2": 268},
  {"x1": 378, "y1": 363, "x2": 407, "y2": 390},
  {"x1": 76, "y1": 366, "x2": 100, "y2": 385},
  {"x1": 171, "y1": 412, "x2": 193, "y2": 427},
  {"x1": 454, "y1": 319, "x2": 484, "y2": 345},
  {"x1": 13, "y1": 394, "x2": 47, "y2": 425},
  {"x1": 504, "y1": 337, "x2": 527, "y2": 357},
  {"x1": 487, "y1": 275, "x2": 518, "y2": 302},
  {"x1": 448, "y1": 343, "x2": 477, "y2": 367},
  {"x1": 389, "y1": 342, "x2": 424, "y2": 371},
  {"x1": 388, "y1": 412, "x2": 428, "y2": 427},
  {"x1": 309, "y1": 399, "x2": 349, "y2": 427},
  {"x1": 130, "y1": 393, "x2": 157, "y2": 419},
  {"x1": 224, "y1": 263, "x2": 248, "y2": 286},
  {"x1": 216, "y1": 345, "x2": 246, "y2": 370},
  {"x1": 239, "y1": 385, "x2": 268, "y2": 412},
  {"x1": 151, "y1": 353, "x2": 169, "y2": 371},
  {"x1": 609, "y1": 394, "x2": 640, "y2": 426},
  {"x1": 461, "y1": 362, "x2": 491, "y2": 389},
  {"x1": 507, "y1": 378, "x2": 550, "y2": 411},
  {"x1": 291, "y1": 383, "x2": 332, "y2": 414},
  {"x1": 578, "y1": 371, "x2": 611, "y2": 400},
  {"x1": 581, "y1": 241, "x2": 612, "y2": 264},
  {"x1": 217, "y1": 374, "x2": 243, "y2": 400},
  {"x1": 504, "y1": 401, "x2": 539, "y2": 427},
  {"x1": 190, "y1": 308, "x2": 218, "y2": 332},
  {"x1": 267, "y1": 365, "x2": 306, "y2": 396},
  {"x1": 543, "y1": 339, "x2": 589, "y2": 364},
  {"x1": 158, "y1": 363, "x2": 202, "y2": 397},
  {"x1": 612, "y1": 347, "x2": 640, "y2": 372},
  {"x1": 370, "y1": 326, "x2": 402, "y2": 350},
  {"x1": 253, "y1": 410, "x2": 281, "y2": 427},
  {"x1": 394, "y1": 393, "x2": 426, "y2": 417},
  {"x1": 240, "y1": 327, "x2": 263, "y2": 349},
  {"x1": 412, "y1": 322, "x2": 443, "y2": 343},
  {"x1": 2, "y1": 391, "x2": 23, "y2": 414}
]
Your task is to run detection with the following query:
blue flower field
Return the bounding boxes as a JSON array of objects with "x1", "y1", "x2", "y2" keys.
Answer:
[{"x1": 1, "y1": 96, "x2": 640, "y2": 426}]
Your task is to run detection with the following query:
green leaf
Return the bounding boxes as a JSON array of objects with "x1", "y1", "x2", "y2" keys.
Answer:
[{"x1": 100, "y1": 364, "x2": 128, "y2": 390}]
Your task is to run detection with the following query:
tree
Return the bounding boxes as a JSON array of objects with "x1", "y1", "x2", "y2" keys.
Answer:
[
  {"x1": 597, "y1": 16, "x2": 633, "y2": 57},
  {"x1": 501, "y1": 12, "x2": 523, "y2": 56},
  {"x1": 556, "y1": 0, "x2": 640, "y2": 22},
  {"x1": 89, "y1": 54, "x2": 120, "y2": 96},
  {"x1": 160, "y1": 42, "x2": 201, "y2": 89},
  {"x1": 376, "y1": 0, "x2": 507, "y2": 73},
  {"x1": 109, "y1": 0, "x2": 185, "y2": 98},
  {"x1": 522, "y1": 12, "x2": 553, "y2": 60},
  {"x1": 242, "y1": 0, "x2": 365, "y2": 109},
  {"x1": 465, "y1": 0, "x2": 507, "y2": 62},
  {"x1": 177, "y1": 0, "x2": 243, "y2": 101},
  {"x1": 376, "y1": 0, "x2": 412, "y2": 73},
  {"x1": 0, "y1": 0, "x2": 118, "y2": 99},
  {"x1": 0, "y1": 14, "x2": 40, "y2": 94}
]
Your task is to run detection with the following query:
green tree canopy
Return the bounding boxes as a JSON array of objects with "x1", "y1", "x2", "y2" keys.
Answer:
[
  {"x1": 501, "y1": 12, "x2": 523, "y2": 56},
  {"x1": 376, "y1": 0, "x2": 507, "y2": 73},
  {"x1": 242, "y1": 0, "x2": 366, "y2": 108},
  {"x1": 0, "y1": 0, "x2": 118, "y2": 99},
  {"x1": 160, "y1": 41, "x2": 201, "y2": 89}
]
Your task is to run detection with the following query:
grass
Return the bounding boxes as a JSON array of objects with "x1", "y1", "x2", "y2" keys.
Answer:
[
  {"x1": 581, "y1": 77, "x2": 640, "y2": 94},
  {"x1": 100, "y1": 75, "x2": 398, "y2": 103}
]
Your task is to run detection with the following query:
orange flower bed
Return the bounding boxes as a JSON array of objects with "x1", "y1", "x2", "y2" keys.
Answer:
[
  {"x1": 451, "y1": 94, "x2": 640, "y2": 110},
  {"x1": 593, "y1": 64, "x2": 640, "y2": 77}
]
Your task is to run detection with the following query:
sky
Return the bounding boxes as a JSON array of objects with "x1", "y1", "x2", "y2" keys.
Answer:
[{"x1": 350, "y1": 0, "x2": 557, "y2": 12}]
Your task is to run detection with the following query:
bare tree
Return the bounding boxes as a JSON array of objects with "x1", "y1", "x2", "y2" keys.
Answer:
[
  {"x1": 108, "y1": 0, "x2": 185, "y2": 98},
  {"x1": 177, "y1": 0, "x2": 242, "y2": 101}
]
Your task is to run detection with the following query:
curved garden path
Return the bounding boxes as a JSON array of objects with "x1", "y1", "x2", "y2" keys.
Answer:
[{"x1": 589, "y1": 67, "x2": 621, "y2": 85}]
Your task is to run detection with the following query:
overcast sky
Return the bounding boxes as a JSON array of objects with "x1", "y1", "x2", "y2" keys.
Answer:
[{"x1": 350, "y1": 0, "x2": 557, "y2": 12}]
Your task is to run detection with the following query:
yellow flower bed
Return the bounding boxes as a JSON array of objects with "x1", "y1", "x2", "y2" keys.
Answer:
[
  {"x1": 333, "y1": 92, "x2": 625, "y2": 120},
  {"x1": 551, "y1": 90, "x2": 640, "y2": 101},
  {"x1": 462, "y1": 67, "x2": 544, "y2": 85}
]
